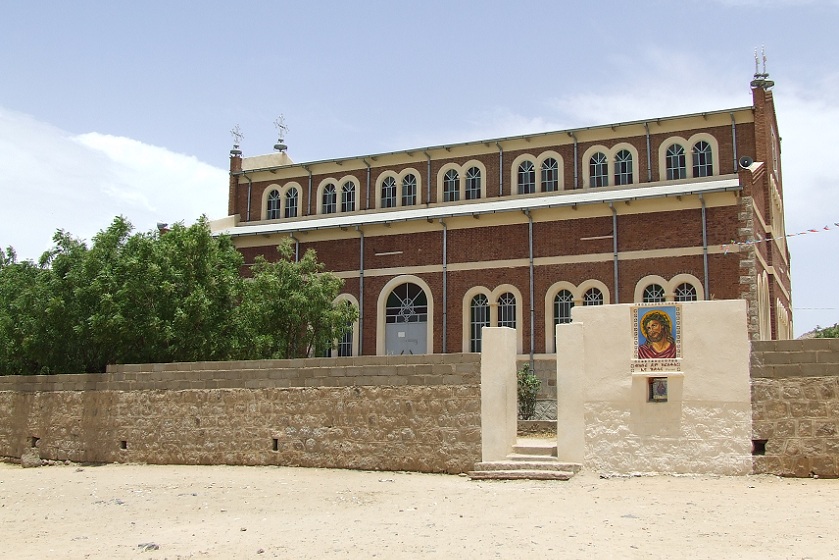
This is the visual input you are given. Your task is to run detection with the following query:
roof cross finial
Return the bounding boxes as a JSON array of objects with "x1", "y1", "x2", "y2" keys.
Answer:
[
  {"x1": 274, "y1": 115, "x2": 289, "y2": 153},
  {"x1": 230, "y1": 124, "x2": 244, "y2": 156}
]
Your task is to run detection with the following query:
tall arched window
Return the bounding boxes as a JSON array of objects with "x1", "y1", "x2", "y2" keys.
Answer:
[
  {"x1": 465, "y1": 167, "x2": 482, "y2": 200},
  {"x1": 284, "y1": 188, "x2": 298, "y2": 218},
  {"x1": 554, "y1": 289, "x2": 574, "y2": 325},
  {"x1": 498, "y1": 292, "x2": 517, "y2": 329},
  {"x1": 443, "y1": 169, "x2": 459, "y2": 202},
  {"x1": 614, "y1": 149, "x2": 633, "y2": 185},
  {"x1": 693, "y1": 141, "x2": 713, "y2": 177},
  {"x1": 666, "y1": 144, "x2": 686, "y2": 180},
  {"x1": 583, "y1": 287, "x2": 603, "y2": 306},
  {"x1": 470, "y1": 294, "x2": 490, "y2": 352},
  {"x1": 518, "y1": 161, "x2": 536, "y2": 194},
  {"x1": 322, "y1": 184, "x2": 337, "y2": 214},
  {"x1": 267, "y1": 189, "x2": 280, "y2": 220},
  {"x1": 642, "y1": 284, "x2": 666, "y2": 303},
  {"x1": 541, "y1": 158, "x2": 559, "y2": 192},
  {"x1": 341, "y1": 181, "x2": 356, "y2": 212},
  {"x1": 381, "y1": 177, "x2": 397, "y2": 208},
  {"x1": 590, "y1": 152, "x2": 608, "y2": 187},
  {"x1": 402, "y1": 174, "x2": 417, "y2": 206},
  {"x1": 674, "y1": 282, "x2": 698, "y2": 302}
]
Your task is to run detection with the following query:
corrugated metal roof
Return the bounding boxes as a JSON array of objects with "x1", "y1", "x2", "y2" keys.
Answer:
[{"x1": 214, "y1": 177, "x2": 741, "y2": 238}]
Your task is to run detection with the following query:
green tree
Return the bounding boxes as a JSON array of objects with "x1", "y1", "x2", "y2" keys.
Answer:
[
  {"x1": 236, "y1": 241, "x2": 357, "y2": 359},
  {"x1": 814, "y1": 323, "x2": 839, "y2": 338}
]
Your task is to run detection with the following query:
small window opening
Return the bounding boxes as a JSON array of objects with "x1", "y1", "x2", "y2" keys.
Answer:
[
  {"x1": 752, "y1": 439, "x2": 768, "y2": 456},
  {"x1": 120, "y1": 440, "x2": 128, "y2": 450},
  {"x1": 272, "y1": 438, "x2": 279, "y2": 452},
  {"x1": 648, "y1": 377, "x2": 668, "y2": 402}
]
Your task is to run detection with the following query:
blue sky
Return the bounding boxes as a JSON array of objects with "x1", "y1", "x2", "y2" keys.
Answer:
[{"x1": 1, "y1": 1, "x2": 837, "y2": 336}]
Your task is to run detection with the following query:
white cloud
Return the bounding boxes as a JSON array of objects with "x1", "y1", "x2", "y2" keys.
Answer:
[{"x1": 0, "y1": 108, "x2": 228, "y2": 262}]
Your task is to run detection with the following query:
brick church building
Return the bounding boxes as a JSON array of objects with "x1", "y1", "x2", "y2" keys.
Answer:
[{"x1": 212, "y1": 73, "x2": 792, "y2": 359}]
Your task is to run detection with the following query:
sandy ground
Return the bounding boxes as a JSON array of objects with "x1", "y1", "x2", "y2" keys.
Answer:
[{"x1": 0, "y1": 461, "x2": 836, "y2": 560}]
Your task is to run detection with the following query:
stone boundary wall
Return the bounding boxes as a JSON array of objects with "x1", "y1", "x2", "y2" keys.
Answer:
[
  {"x1": 751, "y1": 339, "x2": 839, "y2": 477},
  {"x1": 0, "y1": 355, "x2": 481, "y2": 474}
]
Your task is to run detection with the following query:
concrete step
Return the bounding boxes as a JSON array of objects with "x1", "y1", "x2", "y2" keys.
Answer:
[
  {"x1": 474, "y1": 460, "x2": 581, "y2": 473},
  {"x1": 512, "y1": 440, "x2": 558, "y2": 458},
  {"x1": 468, "y1": 469, "x2": 575, "y2": 481}
]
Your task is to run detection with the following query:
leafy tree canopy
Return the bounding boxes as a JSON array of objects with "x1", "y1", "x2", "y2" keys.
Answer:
[
  {"x1": 0, "y1": 218, "x2": 355, "y2": 374},
  {"x1": 814, "y1": 323, "x2": 839, "y2": 338}
]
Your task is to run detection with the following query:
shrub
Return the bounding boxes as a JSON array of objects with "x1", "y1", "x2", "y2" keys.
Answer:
[{"x1": 517, "y1": 363, "x2": 541, "y2": 420}]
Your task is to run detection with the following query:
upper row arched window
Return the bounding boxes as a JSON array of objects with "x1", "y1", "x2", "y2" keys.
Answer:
[
  {"x1": 263, "y1": 184, "x2": 300, "y2": 221},
  {"x1": 377, "y1": 171, "x2": 421, "y2": 209},
  {"x1": 658, "y1": 135, "x2": 718, "y2": 181},
  {"x1": 438, "y1": 161, "x2": 486, "y2": 202},
  {"x1": 318, "y1": 179, "x2": 358, "y2": 215},
  {"x1": 512, "y1": 153, "x2": 563, "y2": 194},
  {"x1": 589, "y1": 149, "x2": 634, "y2": 188},
  {"x1": 583, "y1": 144, "x2": 638, "y2": 189}
]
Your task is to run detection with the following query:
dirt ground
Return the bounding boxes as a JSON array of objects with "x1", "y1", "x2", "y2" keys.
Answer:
[{"x1": 0, "y1": 461, "x2": 836, "y2": 559}]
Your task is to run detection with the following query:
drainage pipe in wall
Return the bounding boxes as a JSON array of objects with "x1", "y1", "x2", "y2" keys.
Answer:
[
  {"x1": 363, "y1": 160, "x2": 371, "y2": 210},
  {"x1": 568, "y1": 132, "x2": 578, "y2": 189},
  {"x1": 700, "y1": 194, "x2": 710, "y2": 300},
  {"x1": 730, "y1": 112, "x2": 739, "y2": 173},
  {"x1": 440, "y1": 219, "x2": 448, "y2": 354},
  {"x1": 244, "y1": 173, "x2": 253, "y2": 221},
  {"x1": 356, "y1": 226, "x2": 365, "y2": 354},
  {"x1": 611, "y1": 203, "x2": 619, "y2": 303},
  {"x1": 424, "y1": 151, "x2": 432, "y2": 204},
  {"x1": 303, "y1": 165, "x2": 312, "y2": 216},
  {"x1": 524, "y1": 209, "x2": 535, "y2": 369},
  {"x1": 644, "y1": 122, "x2": 652, "y2": 182},
  {"x1": 496, "y1": 142, "x2": 504, "y2": 196}
]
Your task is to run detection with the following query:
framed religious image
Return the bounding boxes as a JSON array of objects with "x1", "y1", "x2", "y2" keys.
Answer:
[{"x1": 631, "y1": 304, "x2": 682, "y2": 372}]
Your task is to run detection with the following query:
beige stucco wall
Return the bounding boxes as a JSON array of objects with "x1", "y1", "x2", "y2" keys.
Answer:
[
  {"x1": 0, "y1": 355, "x2": 481, "y2": 474},
  {"x1": 557, "y1": 300, "x2": 752, "y2": 475}
]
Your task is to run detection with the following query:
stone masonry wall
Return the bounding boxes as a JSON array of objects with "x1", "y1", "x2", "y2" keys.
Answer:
[
  {"x1": 0, "y1": 355, "x2": 481, "y2": 474},
  {"x1": 751, "y1": 339, "x2": 839, "y2": 477}
]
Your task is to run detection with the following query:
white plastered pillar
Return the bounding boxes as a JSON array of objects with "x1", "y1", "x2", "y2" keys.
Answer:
[
  {"x1": 556, "y1": 321, "x2": 585, "y2": 463},
  {"x1": 480, "y1": 326, "x2": 517, "y2": 462}
]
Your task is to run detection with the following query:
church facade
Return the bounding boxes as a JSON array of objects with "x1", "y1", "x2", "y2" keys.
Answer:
[{"x1": 212, "y1": 75, "x2": 791, "y2": 358}]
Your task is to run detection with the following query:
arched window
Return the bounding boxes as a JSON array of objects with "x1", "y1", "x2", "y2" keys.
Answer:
[
  {"x1": 284, "y1": 188, "x2": 298, "y2": 218},
  {"x1": 554, "y1": 289, "x2": 574, "y2": 325},
  {"x1": 642, "y1": 284, "x2": 666, "y2": 303},
  {"x1": 583, "y1": 287, "x2": 603, "y2": 306},
  {"x1": 402, "y1": 174, "x2": 417, "y2": 206},
  {"x1": 674, "y1": 282, "x2": 698, "y2": 302},
  {"x1": 267, "y1": 189, "x2": 280, "y2": 220},
  {"x1": 590, "y1": 152, "x2": 608, "y2": 187},
  {"x1": 693, "y1": 141, "x2": 713, "y2": 177},
  {"x1": 469, "y1": 294, "x2": 490, "y2": 352},
  {"x1": 341, "y1": 181, "x2": 356, "y2": 212},
  {"x1": 518, "y1": 161, "x2": 536, "y2": 194},
  {"x1": 322, "y1": 184, "x2": 337, "y2": 214},
  {"x1": 443, "y1": 169, "x2": 459, "y2": 202},
  {"x1": 386, "y1": 283, "x2": 428, "y2": 323},
  {"x1": 465, "y1": 167, "x2": 482, "y2": 200},
  {"x1": 497, "y1": 292, "x2": 517, "y2": 329},
  {"x1": 666, "y1": 144, "x2": 686, "y2": 180},
  {"x1": 541, "y1": 158, "x2": 559, "y2": 192},
  {"x1": 614, "y1": 149, "x2": 633, "y2": 186},
  {"x1": 381, "y1": 177, "x2": 397, "y2": 208}
]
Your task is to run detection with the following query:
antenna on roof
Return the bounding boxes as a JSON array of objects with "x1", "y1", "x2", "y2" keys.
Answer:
[
  {"x1": 750, "y1": 46, "x2": 774, "y2": 90},
  {"x1": 230, "y1": 124, "x2": 243, "y2": 156},
  {"x1": 273, "y1": 115, "x2": 289, "y2": 153}
]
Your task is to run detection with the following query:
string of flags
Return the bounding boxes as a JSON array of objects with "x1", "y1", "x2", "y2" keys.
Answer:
[{"x1": 722, "y1": 221, "x2": 839, "y2": 254}]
